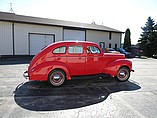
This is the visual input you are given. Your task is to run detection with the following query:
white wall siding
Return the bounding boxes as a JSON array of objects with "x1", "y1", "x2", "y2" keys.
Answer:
[
  {"x1": 86, "y1": 30, "x2": 121, "y2": 48},
  {"x1": 86, "y1": 30, "x2": 108, "y2": 42},
  {"x1": 109, "y1": 32, "x2": 121, "y2": 48},
  {"x1": 0, "y1": 21, "x2": 13, "y2": 55},
  {"x1": 64, "y1": 29, "x2": 85, "y2": 41},
  {"x1": 86, "y1": 30, "x2": 108, "y2": 47},
  {"x1": 14, "y1": 23, "x2": 63, "y2": 55},
  {"x1": 0, "y1": 20, "x2": 122, "y2": 56}
]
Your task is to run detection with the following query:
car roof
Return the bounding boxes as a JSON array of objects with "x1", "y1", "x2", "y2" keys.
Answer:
[{"x1": 52, "y1": 41, "x2": 98, "y2": 46}]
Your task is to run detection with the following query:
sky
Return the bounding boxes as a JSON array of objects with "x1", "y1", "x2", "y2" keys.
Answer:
[{"x1": 0, "y1": 0, "x2": 157, "y2": 44}]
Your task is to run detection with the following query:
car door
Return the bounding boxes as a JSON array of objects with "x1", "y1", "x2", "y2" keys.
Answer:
[
  {"x1": 85, "y1": 45, "x2": 104, "y2": 75},
  {"x1": 66, "y1": 44, "x2": 86, "y2": 76}
]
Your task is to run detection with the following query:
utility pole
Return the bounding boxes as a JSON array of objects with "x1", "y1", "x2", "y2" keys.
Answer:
[{"x1": 9, "y1": 3, "x2": 14, "y2": 13}]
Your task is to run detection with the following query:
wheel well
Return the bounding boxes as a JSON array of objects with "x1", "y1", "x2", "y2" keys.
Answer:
[
  {"x1": 48, "y1": 68, "x2": 66, "y2": 79},
  {"x1": 119, "y1": 66, "x2": 130, "y2": 71}
]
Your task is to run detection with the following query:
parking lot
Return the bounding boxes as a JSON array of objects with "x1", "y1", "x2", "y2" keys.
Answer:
[{"x1": 0, "y1": 57, "x2": 157, "y2": 118}]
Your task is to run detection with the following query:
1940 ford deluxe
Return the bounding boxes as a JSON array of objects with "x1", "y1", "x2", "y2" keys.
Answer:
[{"x1": 24, "y1": 41, "x2": 134, "y2": 86}]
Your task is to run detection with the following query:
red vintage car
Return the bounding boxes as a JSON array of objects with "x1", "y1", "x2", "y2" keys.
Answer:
[{"x1": 24, "y1": 41, "x2": 134, "y2": 86}]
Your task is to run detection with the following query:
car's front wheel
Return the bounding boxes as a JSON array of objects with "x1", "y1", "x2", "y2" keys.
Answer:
[
  {"x1": 48, "y1": 69, "x2": 65, "y2": 86},
  {"x1": 115, "y1": 67, "x2": 130, "y2": 82}
]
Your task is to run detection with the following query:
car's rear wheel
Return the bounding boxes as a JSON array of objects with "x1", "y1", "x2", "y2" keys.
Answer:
[
  {"x1": 116, "y1": 67, "x2": 130, "y2": 82},
  {"x1": 48, "y1": 69, "x2": 65, "y2": 86}
]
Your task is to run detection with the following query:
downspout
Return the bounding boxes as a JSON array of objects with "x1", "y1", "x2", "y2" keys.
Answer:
[
  {"x1": 120, "y1": 33, "x2": 122, "y2": 48},
  {"x1": 12, "y1": 22, "x2": 15, "y2": 55}
]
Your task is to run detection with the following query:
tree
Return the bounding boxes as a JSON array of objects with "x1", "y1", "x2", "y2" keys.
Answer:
[
  {"x1": 152, "y1": 24, "x2": 157, "y2": 57},
  {"x1": 123, "y1": 28, "x2": 131, "y2": 51},
  {"x1": 138, "y1": 17, "x2": 157, "y2": 57}
]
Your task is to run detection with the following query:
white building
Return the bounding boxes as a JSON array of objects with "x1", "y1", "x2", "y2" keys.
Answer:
[{"x1": 0, "y1": 12, "x2": 123, "y2": 56}]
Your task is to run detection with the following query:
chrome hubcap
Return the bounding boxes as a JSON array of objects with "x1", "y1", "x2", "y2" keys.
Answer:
[
  {"x1": 119, "y1": 71, "x2": 126, "y2": 77},
  {"x1": 118, "y1": 69, "x2": 129, "y2": 81},
  {"x1": 53, "y1": 74, "x2": 61, "y2": 80}
]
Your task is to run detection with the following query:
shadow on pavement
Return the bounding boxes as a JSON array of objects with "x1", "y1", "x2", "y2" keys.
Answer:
[{"x1": 14, "y1": 77, "x2": 141, "y2": 111}]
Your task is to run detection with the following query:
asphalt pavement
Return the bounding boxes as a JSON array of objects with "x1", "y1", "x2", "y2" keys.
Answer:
[{"x1": 0, "y1": 57, "x2": 157, "y2": 118}]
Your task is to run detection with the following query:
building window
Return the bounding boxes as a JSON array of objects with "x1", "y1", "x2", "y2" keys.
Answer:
[
  {"x1": 109, "y1": 32, "x2": 112, "y2": 40},
  {"x1": 115, "y1": 44, "x2": 117, "y2": 49},
  {"x1": 109, "y1": 43, "x2": 111, "y2": 48}
]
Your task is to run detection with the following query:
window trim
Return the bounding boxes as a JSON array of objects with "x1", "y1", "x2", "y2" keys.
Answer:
[
  {"x1": 109, "y1": 32, "x2": 112, "y2": 40},
  {"x1": 115, "y1": 44, "x2": 117, "y2": 49},
  {"x1": 109, "y1": 43, "x2": 111, "y2": 48}
]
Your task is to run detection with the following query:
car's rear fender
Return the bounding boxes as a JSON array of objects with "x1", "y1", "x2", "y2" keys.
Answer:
[
  {"x1": 50, "y1": 62, "x2": 71, "y2": 80},
  {"x1": 28, "y1": 61, "x2": 71, "y2": 81},
  {"x1": 104, "y1": 59, "x2": 132, "y2": 76}
]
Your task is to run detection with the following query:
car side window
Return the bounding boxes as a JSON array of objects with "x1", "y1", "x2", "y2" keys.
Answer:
[
  {"x1": 87, "y1": 46, "x2": 100, "y2": 54},
  {"x1": 68, "y1": 46, "x2": 83, "y2": 54},
  {"x1": 53, "y1": 46, "x2": 66, "y2": 54}
]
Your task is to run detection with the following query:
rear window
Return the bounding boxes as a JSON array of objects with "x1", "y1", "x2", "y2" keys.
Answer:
[
  {"x1": 68, "y1": 46, "x2": 83, "y2": 54},
  {"x1": 53, "y1": 46, "x2": 66, "y2": 54}
]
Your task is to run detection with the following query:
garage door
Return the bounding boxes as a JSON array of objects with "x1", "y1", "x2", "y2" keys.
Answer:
[
  {"x1": 30, "y1": 34, "x2": 54, "y2": 55},
  {"x1": 64, "y1": 29, "x2": 85, "y2": 41}
]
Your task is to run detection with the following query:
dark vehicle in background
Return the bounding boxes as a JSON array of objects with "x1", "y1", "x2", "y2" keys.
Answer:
[
  {"x1": 127, "y1": 47, "x2": 143, "y2": 57},
  {"x1": 105, "y1": 48, "x2": 120, "y2": 54},
  {"x1": 116, "y1": 48, "x2": 133, "y2": 58}
]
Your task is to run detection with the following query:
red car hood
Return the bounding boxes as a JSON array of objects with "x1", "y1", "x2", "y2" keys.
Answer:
[{"x1": 104, "y1": 53, "x2": 125, "y2": 63}]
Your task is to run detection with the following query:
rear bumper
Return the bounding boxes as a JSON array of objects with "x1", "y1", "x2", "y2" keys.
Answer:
[
  {"x1": 23, "y1": 71, "x2": 29, "y2": 79},
  {"x1": 131, "y1": 70, "x2": 135, "y2": 72}
]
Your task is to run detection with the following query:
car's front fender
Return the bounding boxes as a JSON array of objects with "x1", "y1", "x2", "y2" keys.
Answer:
[{"x1": 104, "y1": 59, "x2": 132, "y2": 76}]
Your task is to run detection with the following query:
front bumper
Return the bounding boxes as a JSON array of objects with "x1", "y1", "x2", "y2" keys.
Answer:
[{"x1": 23, "y1": 71, "x2": 29, "y2": 79}]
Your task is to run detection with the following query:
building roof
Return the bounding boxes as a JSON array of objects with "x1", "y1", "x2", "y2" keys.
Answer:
[{"x1": 0, "y1": 11, "x2": 123, "y2": 33}]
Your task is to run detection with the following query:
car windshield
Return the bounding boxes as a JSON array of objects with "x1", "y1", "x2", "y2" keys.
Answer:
[{"x1": 119, "y1": 48, "x2": 126, "y2": 52}]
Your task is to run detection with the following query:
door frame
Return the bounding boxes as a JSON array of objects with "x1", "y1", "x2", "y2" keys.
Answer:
[
  {"x1": 85, "y1": 44, "x2": 104, "y2": 74},
  {"x1": 28, "y1": 33, "x2": 55, "y2": 55},
  {"x1": 63, "y1": 28, "x2": 86, "y2": 41}
]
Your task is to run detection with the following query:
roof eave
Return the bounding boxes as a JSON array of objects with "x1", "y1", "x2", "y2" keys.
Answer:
[{"x1": 0, "y1": 11, "x2": 124, "y2": 33}]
